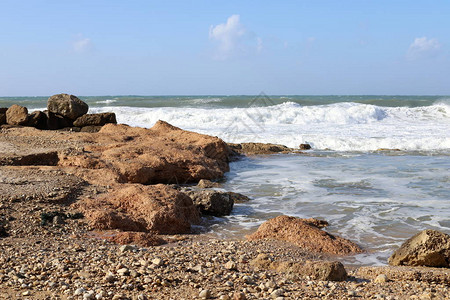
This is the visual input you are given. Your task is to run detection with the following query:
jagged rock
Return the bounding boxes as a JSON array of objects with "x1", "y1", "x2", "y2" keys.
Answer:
[
  {"x1": 47, "y1": 93, "x2": 88, "y2": 120},
  {"x1": 388, "y1": 230, "x2": 450, "y2": 268},
  {"x1": 73, "y1": 112, "x2": 117, "y2": 127},
  {"x1": 26, "y1": 110, "x2": 47, "y2": 129},
  {"x1": 6, "y1": 105, "x2": 28, "y2": 125},
  {"x1": 247, "y1": 215, "x2": 363, "y2": 255},
  {"x1": 74, "y1": 184, "x2": 201, "y2": 234},
  {"x1": 186, "y1": 190, "x2": 234, "y2": 216},
  {"x1": 228, "y1": 142, "x2": 291, "y2": 155},
  {"x1": 0, "y1": 108, "x2": 7, "y2": 125},
  {"x1": 103, "y1": 231, "x2": 166, "y2": 247},
  {"x1": 226, "y1": 192, "x2": 250, "y2": 203}
]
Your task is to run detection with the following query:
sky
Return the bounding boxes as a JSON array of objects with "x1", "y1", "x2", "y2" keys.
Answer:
[{"x1": 1, "y1": 0, "x2": 449, "y2": 96}]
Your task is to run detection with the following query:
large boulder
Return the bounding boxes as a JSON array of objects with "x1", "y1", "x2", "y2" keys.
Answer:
[
  {"x1": 388, "y1": 230, "x2": 450, "y2": 268},
  {"x1": 47, "y1": 93, "x2": 88, "y2": 120},
  {"x1": 6, "y1": 105, "x2": 28, "y2": 125},
  {"x1": 74, "y1": 184, "x2": 201, "y2": 234},
  {"x1": 0, "y1": 108, "x2": 7, "y2": 125},
  {"x1": 186, "y1": 190, "x2": 234, "y2": 216},
  {"x1": 59, "y1": 121, "x2": 230, "y2": 184},
  {"x1": 73, "y1": 112, "x2": 117, "y2": 127},
  {"x1": 247, "y1": 215, "x2": 363, "y2": 255},
  {"x1": 26, "y1": 110, "x2": 47, "y2": 129}
]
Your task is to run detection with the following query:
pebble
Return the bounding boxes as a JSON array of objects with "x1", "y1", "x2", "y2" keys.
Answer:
[
  {"x1": 152, "y1": 257, "x2": 164, "y2": 266},
  {"x1": 199, "y1": 289, "x2": 211, "y2": 299},
  {"x1": 375, "y1": 274, "x2": 389, "y2": 283}
]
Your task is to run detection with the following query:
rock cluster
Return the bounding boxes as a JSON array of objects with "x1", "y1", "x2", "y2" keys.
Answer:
[
  {"x1": 247, "y1": 215, "x2": 363, "y2": 255},
  {"x1": 0, "y1": 93, "x2": 116, "y2": 131}
]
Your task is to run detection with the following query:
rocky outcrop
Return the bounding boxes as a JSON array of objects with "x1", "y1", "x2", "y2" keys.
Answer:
[
  {"x1": 59, "y1": 121, "x2": 230, "y2": 184},
  {"x1": 73, "y1": 112, "x2": 117, "y2": 127},
  {"x1": 250, "y1": 253, "x2": 347, "y2": 281},
  {"x1": 186, "y1": 190, "x2": 234, "y2": 216},
  {"x1": 247, "y1": 215, "x2": 363, "y2": 255},
  {"x1": 228, "y1": 142, "x2": 292, "y2": 155},
  {"x1": 47, "y1": 94, "x2": 88, "y2": 120},
  {"x1": 388, "y1": 230, "x2": 450, "y2": 268},
  {"x1": 6, "y1": 105, "x2": 28, "y2": 125},
  {"x1": 74, "y1": 184, "x2": 201, "y2": 234}
]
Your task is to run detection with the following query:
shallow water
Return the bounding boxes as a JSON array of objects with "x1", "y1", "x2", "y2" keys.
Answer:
[{"x1": 209, "y1": 152, "x2": 450, "y2": 266}]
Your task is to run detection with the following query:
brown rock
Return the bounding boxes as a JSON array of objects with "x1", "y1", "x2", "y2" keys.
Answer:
[
  {"x1": 73, "y1": 112, "x2": 117, "y2": 127},
  {"x1": 45, "y1": 111, "x2": 73, "y2": 130},
  {"x1": 289, "y1": 261, "x2": 348, "y2": 281},
  {"x1": 186, "y1": 190, "x2": 234, "y2": 216},
  {"x1": 247, "y1": 215, "x2": 363, "y2": 255},
  {"x1": 228, "y1": 142, "x2": 291, "y2": 155},
  {"x1": 47, "y1": 93, "x2": 89, "y2": 120},
  {"x1": 59, "y1": 121, "x2": 230, "y2": 184},
  {"x1": 6, "y1": 105, "x2": 28, "y2": 125},
  {"x1": 80, "y1": 125, "x2": 103, "y2": 133},
  {"x1": 226, "y1": 192, "x2": 250, "y2": 203},
  {"x1": 104, "y1": 231, "x2": 166, "y2": 247},
  {"x1": 388, "y1": 229, "x2": 450, "y2": 267},
  {"x1": 26, "y1": 110, "x2": 47, "y2": 129},
  {"x1": 75, "y1": 184, "x2": 201, "y2": 234},
  {"x1": 299, "y1": 143, "x2": 312, "y2": 150},
  {"x1": 197, "y1": 179, "x2": 220, "y2": 188}
]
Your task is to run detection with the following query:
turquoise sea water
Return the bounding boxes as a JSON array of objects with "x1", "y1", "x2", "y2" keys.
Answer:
[{"x1": 2, "y1": 94, "x2": 449, "y2": 265}]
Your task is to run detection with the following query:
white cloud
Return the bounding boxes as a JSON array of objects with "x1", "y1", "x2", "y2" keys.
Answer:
[
  {"x1": 407, "y1": 37, "x2": 441, "y2": 60},
  {"x1": 209, "y1": 15, "x2": 261, "y2": 60},
  {"x1": 72, "y1": 34, "x2": 93, "y2": 53}
]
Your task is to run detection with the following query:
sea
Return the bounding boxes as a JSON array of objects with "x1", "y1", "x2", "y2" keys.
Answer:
[{"x1": 1, "y1": 94, "x2": 449, "y2": 266}]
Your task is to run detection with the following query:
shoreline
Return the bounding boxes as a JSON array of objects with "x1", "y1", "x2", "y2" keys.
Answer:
[{"x1": 1, "y1": 115, "x2": 450, "y2": 298}]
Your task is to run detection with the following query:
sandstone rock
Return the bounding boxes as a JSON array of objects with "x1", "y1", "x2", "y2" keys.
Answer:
[
  {"x1": 6, "y1": 105, "x2": 28, "y2": 125},
  {"x1": 26, "y1": 110, "x2": 47, "y2": 129},
  {"x1": 59, "y1": 121, "x2": 230, "y2": 184},
  {"x1": 73, "y1": 112, "x2": 117, "y2": 127},
  {"x1": 228, "y1": 142, "x2": 291, "y2": 155},
  {"x1": 47, "y1": 93, "x2": 89, "y2": 120},
  {"x1": 247, "y1": 215, "x2": 363, "y2": 255},
  {"x1": 197, "y1": 179, "x2": 220, "y2": 188},
  {"x1": 0, "y1": 108, "x2": 7, "y2": 125},
  {"x1": 75, "y1": 184, "x2": 201, "y2": 234},
  {"x1": 105, "y1": 231, "x2": 166, "y2": 247},
  {"x1": 293, "y1": 261, "x2": 348, "y2": 281},
  {"x1": 186, "y1": 190, "x2": 234, "y2": 216},
  {"x1": 388, "y1": 229, "x2": 450, "y2": 267}
]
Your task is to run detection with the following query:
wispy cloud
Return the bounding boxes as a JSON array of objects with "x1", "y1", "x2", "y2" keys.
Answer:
[
  {"x1": 209, "y1": 15, "x2": 262, "y2": 60},
  {"x1": 72, "y1": 34, "x2": 93, "y2": 53},
  {"x1": 406, "y1": 37, "x2": 441, "y2": 60}
]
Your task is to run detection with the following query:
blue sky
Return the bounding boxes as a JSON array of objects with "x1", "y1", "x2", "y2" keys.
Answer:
[{"x1": 1, "y1": 0, "x2": 449, "y2": 96}]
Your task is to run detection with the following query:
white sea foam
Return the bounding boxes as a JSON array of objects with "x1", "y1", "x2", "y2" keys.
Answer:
[
  {"x1": 94, "y1": 99, "x2": 117, "y2": 104},
  {"x1": 91, "y1": 101, "x2": 450, "y2": 152}
]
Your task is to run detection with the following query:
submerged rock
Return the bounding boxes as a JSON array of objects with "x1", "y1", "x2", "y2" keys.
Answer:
[
  {"x1": 228, "y1": 142, "x2": 291, "y2": 155},
  {"x1": 388, "y1": 229, "x2": 450, "y2": 268},
  {"x1": 247, "y1": 215, "x2": 363, "y2": 255},
  {"x1": 47, "y1": 93, "x2": 88, "y2": 120}
]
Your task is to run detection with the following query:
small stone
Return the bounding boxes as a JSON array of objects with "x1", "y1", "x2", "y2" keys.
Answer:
[
  {"x1": 152, "y1": 257, "x2": 164, "y2": 266},
  {"x1": 219, "y1": 295, "x2": 230, "y2": 300},
  {"x1": 270, "y1": 289, "x2": 284, "y2": 298},
  {"x1": 242, "y1": 275, "x2": 253, "y2": 283},
  {"x1": 348, "y1": 290, "x2": 357, "y2": 296},
  {"x1": 83, "y1": 291, "x2": 95, "y2": 300},
  {"x1": 224, "y1": 260, "x2": 236, "y2": 270},
  {"x1": 104, "y1": 273, "x2": 116, "y2": 283},
  {"x1": 199, "y1": 289, "x2": 211, "y2": 299},
  {"x1": 136, "y1": 294, "x2": 147, "y2": 300},
  {"x1": 374, "y1": 274, "x2": 389, "y2": 283},
  {"x1": 74, "y1": 288, "x2": 86, "y2": 296},
  {"x1": 22, "y1": 291, "x2": 31, "y2": 296},
  {"x1": 233, "y1": 292, "x2": 246, "y2": 300},
  {"x1": 119, "y1": 245, "x2": 134, "y2": 253},
  {"x1": 117, "y1": 268, "x2": 130, "y2": 276}
]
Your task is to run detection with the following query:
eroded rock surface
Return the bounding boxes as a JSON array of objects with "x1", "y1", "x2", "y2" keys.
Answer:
[
  {"x1": 47, "y1": 93, "x2": 89, "y2": 120},
  {"x1": 247, "y1": 215, "x2": 363, "y2": 255},
  {"x1": 388, "y1": 230, "x2": 450, "y2": 268},
  {"x1": 228, "y1": 142, "x2": 292, "y2": 155},
  {"x1": 6, "y1": 105, "x2": 28, "y2": 125}
]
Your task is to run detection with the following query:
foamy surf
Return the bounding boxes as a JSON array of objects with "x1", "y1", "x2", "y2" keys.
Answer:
[{"x1": 90, "y1": 101, "x2": 450, "y2": 152}]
